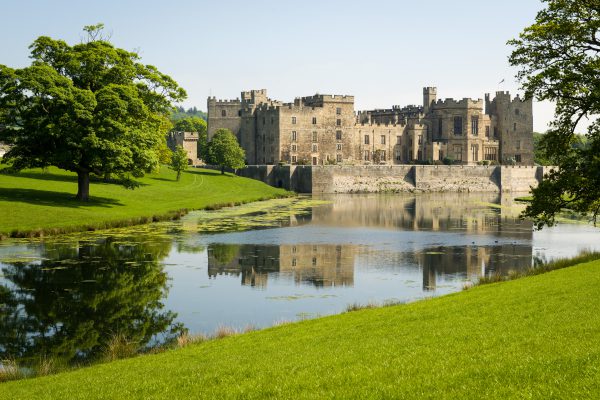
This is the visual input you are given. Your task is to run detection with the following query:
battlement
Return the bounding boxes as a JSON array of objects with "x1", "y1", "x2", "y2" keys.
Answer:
[
  {"x1": 432, "y1": 98, "x2": 483, "y2": 108},
  {"x1": 301, "y1": 93, "x2": 354, "y2": 107},
  {"x1": 169, "y1": 131, "x2": 198, "y2": 141},
  {"x1": 208, "y1": 97, "x2": 242, "y2": 104}
]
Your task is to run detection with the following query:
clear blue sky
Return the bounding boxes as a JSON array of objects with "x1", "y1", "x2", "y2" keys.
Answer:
[{"x1": 0, "y1": 0, "x2": 555, "y2": 131}]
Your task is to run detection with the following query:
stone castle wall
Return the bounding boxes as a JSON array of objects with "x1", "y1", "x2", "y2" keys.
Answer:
[{"x1": 236, "y1": 164, "x2": 549, "y2": 193}]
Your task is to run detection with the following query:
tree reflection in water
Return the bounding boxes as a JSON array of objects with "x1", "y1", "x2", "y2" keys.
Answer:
[{"x1": 0, "y1": 236, "x2": 184, "y2": 368}]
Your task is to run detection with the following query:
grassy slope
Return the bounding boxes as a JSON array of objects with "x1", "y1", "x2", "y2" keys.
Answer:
[
  {"x1": 3, "y1": 261, "x2": 599, "y2": 399},
  {"x1": 0, "y1": 167, "x2": 288, "y2": 236}
]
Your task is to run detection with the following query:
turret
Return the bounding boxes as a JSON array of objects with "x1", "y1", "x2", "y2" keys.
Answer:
[{"x1": 423, "y1": 87, "x2": 437, "y2": 114}]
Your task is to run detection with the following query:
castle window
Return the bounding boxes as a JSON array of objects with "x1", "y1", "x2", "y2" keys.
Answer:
[
  {"x1": 396, "y1": 136, "x2": 401, "y2": 145},
  {"x1": 453, "y1": 145, "x2": 463, "y2": 161},
  {"x1": 312, "y1": 144, "x2": 318, "y2": 152},
  {"x1": 291, "y1": 144, "x2": 297, "y2": 152},
  {"x1": 381, "y1": 135, "x2": 386, "y2": 145},
  {"x1": 484, "y1": 147, "x2": 497, "y2": 161},
  {"x1": 395, "y1": 149, "x2": 401, "y2": 161},
  {"x1": 312, "y1": 117, "x2": 317, "y2": 125},
  {"x1": 515, "y1": 109, "x2": 520, "y2": 116},
  {"x1": 292, "y1": 117, "x2": 297, "y2": 124},
  {"x1": 312, "y1": 257, "x2": 317, "y2": 266},
  {"x1": 336, "y1": 130, "x2": 342, "y2": 141},
  {"x1": 292, "y1": 258, "x2": 297, "y2": 266},
  {"x1": 291, "y1": 131, "x2": 297, "y2": 141},
  {"x1": 238, "y1": 110, "x2": 242, "y2": 117},
  {"x1": 493, "y1": 126, "x2": 498, "y2": 138},
  {"x1": 336, "y1": 119, "x2": 341, "y2": 126},
  {"x1": 418, "y1": 135, "x2": 422, "y2": 145},
  {"x1": 485, "y1": 126, "x2": 490, "y2": 138},
  {"x1": 453, "y1": 116, "x2": 462, "y2": 135},
  {"x1": 364, "y1": 135, "x2": 370, "y2": 145},
  {"x1": 364, "y1": 150, "x2": 370, "y2": 161},
  {"x1": 336, "y1": 144, "x2": 342, "y2": 151},
  {"x1": 515, "y1": 154, "x2": 522, "y2": 163},
  {"x1": 312, "y1": 131, "x2": 318, "y2": 142},
  {"x1": 471, "y1": 116, "x2": 479, "y2": 136},
  {"x1": 438, "y1": 118, "x2": 443, "y2": 136},
  {"x1": 514, "y1": 122, "x2": 517, "y2": 131},
  {"x1": 337, "y1": 154, "x2": 342, "y2": 162},
  {"x1": 516, "y1": 140, "x2": 521, "y2": 150},
  {"x1": 380, "y1": 150, "x2": 386, "y2": 161},
  {"x1": 336, "y1": 107, "x2": 342, "y2": 115},
  {"x1": 291, "y1": 155, "x2": 297, "y2": 164},
  {"x1": 221, "y1": 109, "x2": 226, "y2": 117}
]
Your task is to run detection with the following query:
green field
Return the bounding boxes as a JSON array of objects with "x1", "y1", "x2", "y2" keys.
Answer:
[
  {"x1": 2, "y1": 259, "x2": 599, "y2": 399},
  {"x1": 0, "y1": 167, "x2": 290, "y2": 237}
]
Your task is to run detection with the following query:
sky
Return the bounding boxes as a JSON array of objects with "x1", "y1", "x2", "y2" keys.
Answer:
[{"x1": 0, "y1": 0, "x2": 557, "y2": 131}]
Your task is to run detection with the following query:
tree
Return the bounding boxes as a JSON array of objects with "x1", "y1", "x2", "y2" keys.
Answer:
[
  {"x1": 207, "y1": 128, "x2": 245, "y2": 174},
  {"x1": 0, "y1": 24, "x2": 186, "y2": 201},
  {"x1": 170, "y1": 145, "x2": 188, "y2": 181},
  {"x1": 508, "y1": 0, "x2": 600, "y2": 227},
  {"x1": 172, "y1": 116, "x2": 208, "y2": 160}
]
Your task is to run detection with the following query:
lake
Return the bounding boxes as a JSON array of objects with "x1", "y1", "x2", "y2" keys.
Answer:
[{"x1": 1, "y1": 192, "x2": 599, "y2": 366}]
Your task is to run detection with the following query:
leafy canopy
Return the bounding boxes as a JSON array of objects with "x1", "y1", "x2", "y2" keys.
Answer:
[
  {"x1": 508, "y1": 0, "x2": 600, "y2": 227},
  {"x1": 0, "y1": 24, "x2": 186, "y2": 200},
  {"x1": 207, "y1": 128, "x2": 245, "y2": 174},
  {"x1": 170, "y1": 145, "x2": 189, "y2": 181}
]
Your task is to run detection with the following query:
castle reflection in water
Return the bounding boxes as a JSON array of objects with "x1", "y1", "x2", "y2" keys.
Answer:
[{"x1": 206, "y1": 193, "x2": 533, "y2": 290}]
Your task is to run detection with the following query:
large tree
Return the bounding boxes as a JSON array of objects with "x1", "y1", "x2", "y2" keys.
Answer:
[
  {"x1": 0, "y1": 24, "x2": 186, "y2": 201},
  {"x1": 207, "y1": 128, "x2": 245, "y2": 174},
  {"x1": 509, "y1": 1, "x2": 600, "y2": 228}
]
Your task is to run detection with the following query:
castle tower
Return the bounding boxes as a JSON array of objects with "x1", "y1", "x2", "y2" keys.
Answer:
[{"x1": 423, "y1": 87, "x2": 437, "y2": 114}]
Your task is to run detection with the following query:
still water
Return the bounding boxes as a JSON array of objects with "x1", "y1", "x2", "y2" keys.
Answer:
[{"x1": 1, "y1": 193, "x2": 599, "y2": 366}]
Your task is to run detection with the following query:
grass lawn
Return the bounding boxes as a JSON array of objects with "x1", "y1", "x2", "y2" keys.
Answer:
[
  {"x1": 0, "y1": 167, "x2": 290, "y2": 237},
  {"x1": 2, "y1": 260, "x2": 599, "y2": 399}
]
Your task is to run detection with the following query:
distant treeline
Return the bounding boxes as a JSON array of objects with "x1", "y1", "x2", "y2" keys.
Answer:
[{"x1": 171, "y1": 106, "x2": 207, "y2": 122}]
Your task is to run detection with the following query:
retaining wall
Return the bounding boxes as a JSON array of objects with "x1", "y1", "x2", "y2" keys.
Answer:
[{"x1": 231, "y1": 164, "x2": 552, "y2": 194}]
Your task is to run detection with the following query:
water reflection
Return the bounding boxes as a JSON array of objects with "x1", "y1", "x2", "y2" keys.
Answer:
[
  {"x1": 0, "y1": 192, "x2": 598, "y2": 362},
  {"x1": 0, "y1": 236, "x2": 184, "y2": 367},
  {"x1": 207, "y1": 244, "x2": 355, "y2": 288}
]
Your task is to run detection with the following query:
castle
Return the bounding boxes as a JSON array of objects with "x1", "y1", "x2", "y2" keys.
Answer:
[{"x1": 207, "y1": 88, "x2": 533, "y2": 166}]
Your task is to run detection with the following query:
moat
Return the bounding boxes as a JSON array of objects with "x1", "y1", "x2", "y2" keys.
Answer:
[{"x1": 1, "y1": 193, "x2": 599, "y2": 366}]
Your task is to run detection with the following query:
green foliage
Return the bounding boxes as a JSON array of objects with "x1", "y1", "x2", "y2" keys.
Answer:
[
  {"x1": 509, "y1": 1, "x2": 600, "y2": 227},
  {"x1": 0, "y1": 25, "x2": 186, "y2": 201},
  {"x1": 172, "y1": 116, "x2": 208, "y2": 160},
  {"x1": 170, "y1": 106, "x2": 207, "y2": 122},
  {"x1": 3, "y1": 258, "x2": 600, "y2": 398},
  {"x1": 170, "y1": 146, "x2": 188, "y2": 181},
  {"x1": 207, "y1": 128, "x2": 245, "y2": 174}
]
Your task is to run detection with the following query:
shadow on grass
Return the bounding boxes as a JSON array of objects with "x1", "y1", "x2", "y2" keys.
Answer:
[
  {"x1": 3, "y1": 171, "x2": 149, "y2": 187},
  {"x1": 4, "y1": 171, "x2": 78, "y2": 183},
  {"x1": 150, "y1": 177, "x2": 176, "y2": 182},
  {"x1": 0, "y1": 188, "x2": 124, "y2": 208},
  {"x1": 183, "y1": 169, "x2": 223, "y2": 177}
]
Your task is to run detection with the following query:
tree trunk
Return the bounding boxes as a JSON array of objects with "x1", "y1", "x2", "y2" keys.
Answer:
[
  {"x1": 176, "y1": 170, "x2": 181, "y2": 181},
  {"x1": 221, "y1": 165, "x2": 225, "y2": 175},
  {"x1": 76, "y1": 170, "x2": 90, "y2": 201}
]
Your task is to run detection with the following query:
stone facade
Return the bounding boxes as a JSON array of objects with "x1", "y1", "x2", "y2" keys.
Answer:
[
  {"x1": 208, "y1": 87, "x2": 533, "y2": 166},
  {"x1": 167, "y1": 131, "x2": 199, "y2": 165}
]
